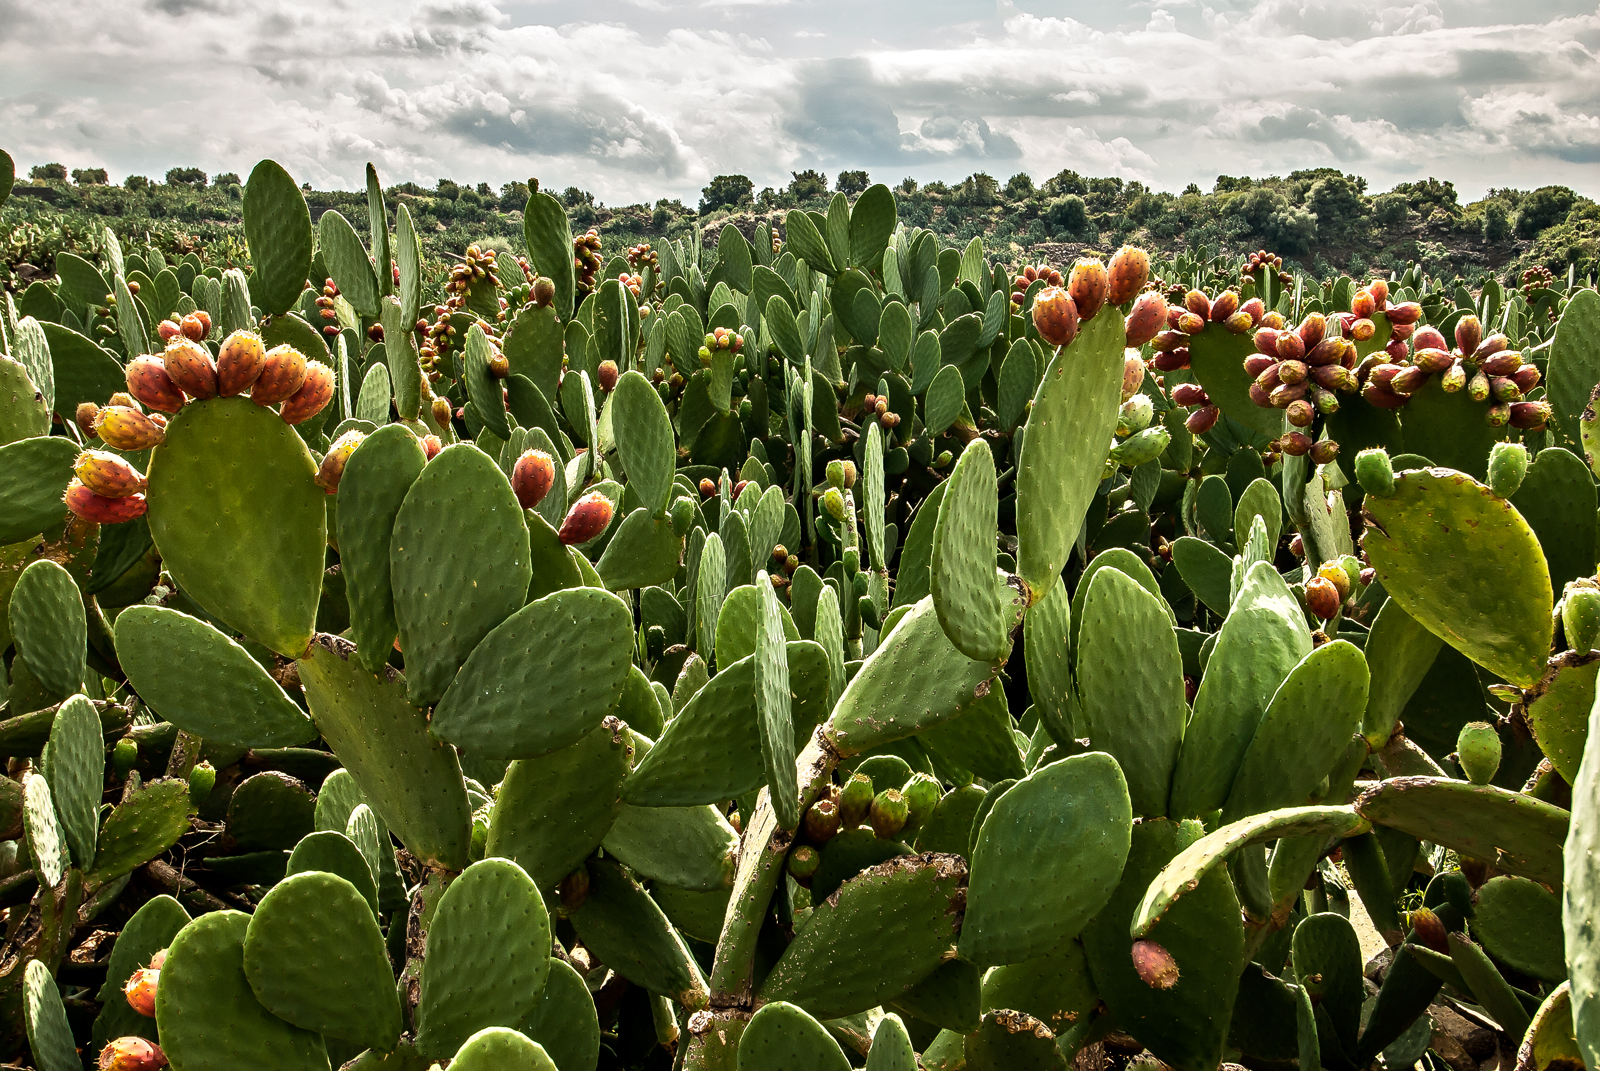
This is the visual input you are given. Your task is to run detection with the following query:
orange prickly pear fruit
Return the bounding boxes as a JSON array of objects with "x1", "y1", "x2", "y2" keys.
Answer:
[
  {"x1": 315, "y1": 431, "x2": 366, "y2": 495},
  {"x1": 1031, "y1": 286, "x2": 1079, "y2": 347},
  {"x1": 163, "y1": 338, "x2": 218, "y2": 400},
  {"x1": 216, "y1": 331, "x2": 267, "y2": 397},
  {"x1": 596, "y1": 360, "x2": 620, "y2": 392},
  {"x1": 251, "y1": 345, "x2": 309, "y2": 405},
  {"x1": 157, "y1": 319, "x2": 183, "y2": 343},
  {"x1": 512, "y1": 449, "x2": 556, "y2": 510},
  {"x1": 180, "y1": 313, "x2": 209, "y2": 342},
  {"x1": 279, "y1": 361, "x2": 334, "y2": 425},
  {"x1": 1107, "y1": 245, "x2": 1149, "y2": 305},
  {"x1": 1124, "y1": 291, "x2": 1168, "y2": 348},
  {"x1": 75, "y1": 450, "x2": 146, "y2": 498},
  {"x1": 420, "y1": 434, "x2": 443, "y2": 460},
  {"x1": 94, "y1": 406, "x2": 167, "y2": 450},
  {"x1": 98, "y1": 1037, "x2": 167, "y2": 1071},
  {"x1": 125, "y1": 356, "x2": 185, "y2": 413},
  {"x1": 1068, "y1": 258, "x2": 1108, "y2": 321},
  {"x1": 558, "y1": 490, "x2": 614, "y2": 545},
  {"x1": 76, "y1": 402, "x2": 101, "y2": 440},
  {"x1": 124, "y1": 966, "x2": 159, "y2": 1017}
]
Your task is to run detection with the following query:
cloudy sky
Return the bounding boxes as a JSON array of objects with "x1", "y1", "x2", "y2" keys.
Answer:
[{"x1": 2, "y1": 0, "x2": 1597, "y2": 205}]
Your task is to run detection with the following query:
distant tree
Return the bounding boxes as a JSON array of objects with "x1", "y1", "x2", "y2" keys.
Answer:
[
  {"x1": 1214, "y1": 175, "x2": 1253, "y2": 194},
  {"x1": 1390, "y1": 178, "x2": 1457, "y2": 216},
  {"x1": 562, "y1": 186, "x2": 594, "y2": 208},
  {"x1": 1045, "y1": 195, "x2": 1088, "y2": 236},
  {"x1": 476, "y1": 182, "x2": 493, "y2": 197},
  {"x1": 757, "y1": 187, "x2": 778, "y2": 209},
  {"x1": 213, "y1": 172, "x2": 241, "y2": 186},
  {"x1": 1264, "y1": 206, "x2": 1317, "y2": 254},
  {"x1": 436, "y1": 179, "x2": 461, "y2": 201},
  {"x1": 165, "y1": 167, "x2": 208, "y2": 187},
  {"x1": 789, "y1": 170, "x2": 829, "y2": 200},
  {"x1": 1182, "y1": 183, "x2": 1202, "y2": 197},
  {"x1": 30, "y1": 163, "x2": 67, "y2": 181},
  {"x1": 499, "y1": 181, "x2": 529, "y2": 212},
  {"x1": 1043, "y1": 169, "x2": 1086, "y2": 196},
  {"x1": 835, "y1": 170, "x2": 870, "y2": 196},
  {"x1": 1003, "y1": 173, "x2": 1035, "y2": 200},
  {"x1": 71, "y1": 168, "x2": 108, "y2": 186},
  {"x1": 1306, "y1": 175, "x2": 1364, "y2": 237},
  {"x1": 1481, "y1": 200, "x2": 1511, "y2": 241},
  {"x1": 896, "y1": 177, "x2": 918, "y2": 195},
  {"x1": 125, "y1": 175, "x2": 151, "y2": 191},
  {"x1": 1516, "y1": 186, "x2": 1576, "y2": 237},
  {"x1": 700, "y1": 174, "x2": 753, "y2": 212},
  {"x1": 1225, "y1": 187, "x2": 1284, "y2": 234},
  {"x1": 1372, "y1": 193, "x2": 1409, "y2": 227},
  {"x1": 956, "y1": 173, "x2": 1000, "y2": 206}
]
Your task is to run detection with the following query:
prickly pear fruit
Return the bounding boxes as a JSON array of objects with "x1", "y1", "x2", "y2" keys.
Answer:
[
  {"x1": 802, "y1": 797, "x2": 841, "y2": 845},
  {"x1": 75, "y1": 450, "x2": 146, "y2": 498},
  {"x1": 532, "y1": 277, "x2": 556, "y2": 307},
  {"x1": 1512, "y1": 399, "x2": 1552, "y2": 431},
  {"x1": 1031, "y1": 287, "x2": 1079, "y2": 348},
  {"x1": 157, "y1": 320, "x2": 182, "y2": 343},
  {"x1": 181, "y1": 312, "x2": 210, "y2": 341},
  {"x1": 596, "y1": 360, "x2": 620, "y2": 393},
  {"x1": 1354, "y1": 448, "x2": 1395, "y2": 498},
  {"x1": 1455, "y1": 722, "x2": 1501, "y2": 785},
  {"x1": 1110, "y1": 426, "x2": 1171, "y2": 467},
  {"x1": 1117, "y1": 394, "x2": 1154, "y2": 437},
  {"x1": 420, "y1": 434, "x2": 443, "y2": 461},
  {"x1": 125, "y1": 356, "x2": 185, "y2": 414},
  {"x1": 1386, "y1": 301, "x2": 1422, "y2": 326},
  {"x1": 124, "y1": 967, "x2": 159, "y2": 1017},
  {"x1": 839, "y1": 773, "x2": 874, "y2": 828},
  {"x1": 1069, "y1": 259, "x2": 1108, "y2": 321},
  {"x1": 112, "y1": 737, "x2": 138, "y2": 778},
  {"x1": 512, "y1": 449, "x2": 556, "y2": 510},
  {"x1": 216, "y1": 331, "x2": 267, "y2": 397},
  {"x1": 251, "y1": 345, "x2": 309, "y2": 406},
  {"x1": 822, "y1": 487, "x2": 846, "y2": 522},
  {"x1": 1121, "y1": 354, "x2": 1146, "y2": 401},
  {"x1": 76, "y1": 401, "x2": 101, "y2": 440},
  {"x1": 315, "y1": 430, "x2": 366, "y2": 495},
  {"x1": 1317, "y1": 561, "x2": 1351, "y2": 601},
  {"x1": 1563, "y1": 580, "x2": 1600, "y2": 654},
  {"x1": 1486, "y1": 441, "x2": 1529, "y2": 498},
  {"x1": 1124, "y1": 291, "x2": 1168, "y2": 348},
  {"x1": 99, "y1": 1037, "x2": 167, "y2": 1071},
  {"x1": 1107, "y1": 246, "x2": 1149, "y2": 305},
  {"x1": 279, "y1": 361, "x2": 334, "y2": 424},
  {"x1": 1408, "y1": 907, "x2": 1449, "y2": 953},
  {"x1": 901, "y1": 774, "x2": 939, "y2": 833},
  {"x1": 1185, "y1": 405, "x2": 1220, "y2": 435},
  {"x1": 1309, "y1": 439, "x2": 1339, "y2": 465},
  {"x1": 64, "y1": 480, "x2": 148, "y2": 524},
  {"x1": 670, "y1": 497, "x2": 696, "y2": 537},
  {"x1": 163, "y1": 338, "x2": 218, "y2": 400},
  {"x1": 558, "y1": 491, "x2": 615, "y2": 545},
  {"x1": 869, "y1": 789, "x2": 909, "y2": 840},
  {"x1": 1305, "y1": 576, "x2": 1340, "y2": 620},
  {"x1": 1455, "y1": 314, "x2": 1483, "y2": 357},
  {"x1": 1130, "y1": 939, "x2": 1179, "y2": 990},
  {"x1": 787, "y1": 845, "x2": 820, "y2": 887}
]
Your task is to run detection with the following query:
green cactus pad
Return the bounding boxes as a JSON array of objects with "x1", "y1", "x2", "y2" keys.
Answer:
[
  {"x1": 244, "y1": 870, "x2": 401, "y2": 1049},
  {"x1": 1547, "y1": 287, "x2": 1600, "y2": 441},
  {"x1": 570, "y1": 859, "x2": 707, "y2": 1009},
  {"x1": 24, "y1": 959, "x2": 78, "y2": 1071},
  {"x1": 595, "y1": 508, "x2": 682, "y2": 591},
  {"x1": 862, "y1": 1015, "x2": 916, "y2": 1071},
  {"x1": 1471, "y1": 875, "x2": 1564, "y2": 982},
  {"x1": 965, "y1": 1009, "x2": 1068, "y2": 1071},
  {"x1": 227, "y1": 771, "x2": 315, "y2": 851},
  {"x1": 88, "y1": 777, "x2": 191, "y2": 882},
  {"x1": 827, "y1": 596, "x2": 1005, "y2": 756},
  {"x1": 1084, "y1": 818, "x2": 1244, "y2": 1071},
  {"x1": 1396, "y1": 378, "x2": 1504, "y2": 479},
  {"x1": 1355, "y1": 776, "x2": 1567, "y2": 885},
  {"x1": 1524, "y1": 983, "x2": 1584, "y2": 1071},
  {"x1": 116, "y1": 606, "x2": 316, "y2": 746},
  {"x1": 521, "y1": 957, "x2": 600, "y2": 1071},
  {"x1": 1222, "y1": 640, "x2": 1368, "y2": 822},
  {"x1": 716, "y1": 584, "x2": 800, "y2": 668},
  {"x1": 146, "y1": 397, "x2": 325, "y2": 657},
  {"x1": 1069, "y1": 547, "x2": 1169, "y2": 654},
  {"x1": 755, "y1": 574, "x2": 799, "y2": 829},
  {"x1": 931, "y1": 439, "x2": 1007, "y2": 660},
  {"x1": 464, "y1": 323, "x2": 510, "y2": 439},
  {"x1": 287, "y1": 831, "x2": 379, "y2": 917},
  {"x1": 759, "y1": 853, "x2": 966, "y2": 1020},
  {"x1": 917, "y1": 688, "x2": 1025, "y2": 784},
  {"x1": 811, "y1": 828, "x2": 914, "y2": 903},
  {"x1": 486, "y1": 716, "x2": 632, "y2": 889},
  {"x1": 603, "y1": 802, "x2": 735, "y2": 892},
  {"x1": 1363, "y1": 467, "x2": 1552, "y2": 687},
  {"x1": 1187, "y1": 322, "x2": 1281, "y2": 438},
  {"x1": 45, "y1": 694, "x2": 101, "y2": 868},
  {"x1": 1022, "y1": 575, "x2": 1077, "y2": 741},
  {"x1": 0, "y1": 436, "x2": 75, "y2": 544},
  {"x1": 449, "y1": 1028, "x2": 557, "y2": 1071},
  {"x1": 737, "y1": 1001, "x2": 849, "y2": 1071},
  {"x1": 336, "y1": 424, "x2": 427, "y2": 672},
  {"x1": 887, "y1": 958, "x2": 981, "y2": 1034},
  {"x1": 1568, "y1": 688, "x2": 1600, "y2": 1070},
  {"x1": 1361, "y1": 598, "x2": 1444, "y2": 747},
  {"x1": 414, "y1": 858, "x2": 552, "y2": 1058},
  {"x1": 913, "y1": 784, "x2": 986, "y2": 856},
  {"x1": 9, "y1": 561, "x2": 84, "y2": 701},
  {"x1": 297, "y1": 635, "x2": 473, "y2": 870},
  {"x1": 622, "y1": 642, "x2": 830, "y2": 807},
  {"x1": 1528, "y1": 653, "x2": 1597, "y2": 786},
  {"x1": 22, "y1": 771, "x2": 64, "y2": 886},
  {"x1": 156, "y1": 910, "x2": 331, "y2": 1071},
  {"x1": 981, "y1": 940, "x2": 1099, "y2": 1051},
  {"x1": 0, "y1": 352, "x2": 49, "y2": 446},
  {"x1": 1076, "y1": 568, "x2": 1185, "y2": 817},
  {"x1": 1512, "y1": 446, "x2": 1596, "y2": 598},
  {"x1": 1015, "y1": 307, "x2": 1124, "y2": 598},
  {"x1": 891, "y1": 479, "x2": 947, "y2": 610},
  {"x1": 432, "y1": 586, "x2": 632, "y2": 758},
  {"x1": 1448, "y1": 932, "x2": 1530, "y2": 1039},
  {"x1": 960, "y1": 753, "x2": 1132, "y2": 966},
  {"x1": 1130, "y1": 806, "x2": 1367, "y2": 936},
  {"x1": 612, "y1": 370, "x2": 675, "y2": 516},
  {"x1": 92, "y1": 894, "x2": 189, "y2": 1048},
  {"x1": 242, "y1": 160, "x2": 313, "y2": 316},
  {"x1": 1291, "y1": 912, "x2": 1363, "y2": 1058}
]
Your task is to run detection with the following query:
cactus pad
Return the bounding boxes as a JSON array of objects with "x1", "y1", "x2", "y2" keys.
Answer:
[
  {"x1": 570, "y1": 858, "x2": 707, "y2": 1009},
  {"x1": 0, "y1": 435, "x2": 76, "y2": 545},
  {"x1": 336, "y1": 424, "x2": 427, "y2": 671},
  {"x1": 24, "y1": 959, "x2": 78, "y2": 1071},
  {"x1": 736, "y1": 1001, "x2": 849, "y2": 1071},
  {"x1": 9, "y1": 560, "x2": 85, "y2": 701},
  {"x1": 286, "y1": 830, "x2": 379, "y2": 917},
  {"x1": 92, "y1": 894, "x2": 189, "y2": 1048},
  {"x1": 930, "y1": 438, "x2": 1007, "y2": 660},
  {"x1": 449, "y1": 1027, "x2": 558, "y2": 1071},
  {"x1": 521, "y1": 957, "x2": 600, "y2": 1071},
  {"x1": 1356, "y1": 776, "x2": 1567, "y2": 885},
  {"x1": 45, "y1": 693, "x2": 101, "y2": 868},
  {"x1": 89, "y1": 778, "x2": 191, "y2": 882}
]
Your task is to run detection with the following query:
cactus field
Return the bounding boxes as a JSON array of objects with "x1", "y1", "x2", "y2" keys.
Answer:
[{"x1": 3, "y1": 146, "x2": 1600, "y2": 1070}]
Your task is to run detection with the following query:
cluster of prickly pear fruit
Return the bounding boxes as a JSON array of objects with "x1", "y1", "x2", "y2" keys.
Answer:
[{"x1": 2, "y1": 145, "x2": 1599, "y2": 1071}]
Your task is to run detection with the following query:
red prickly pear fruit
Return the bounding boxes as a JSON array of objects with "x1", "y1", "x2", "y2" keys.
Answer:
[
  {"x1": 1107, "y1": 246, "x2": 1150, "y2": 305},
  {"x1": 1408, "y1": 907, "x2": 1449, "y2": 954},
  {"x1": 125, "y1": 356, "x2": 185, "y2": 414},
  {"x1": 802, "y1": 797, "x2": 841, "y2": 845},
  {"x1": 99, "y1": 1037, "x2": 168, "y2": 1071},
  {"x1": 216, "y1": 331, "x2": 267, "y2": 397},
  {"x1": 1270, "y1": 382, "x2": 1307, "y2": 407},
  {"x1": 1386, "y1": 301, "x2": 1422, "y2": 325},
  {"x1": 1305, "y1": 576, "x2": 1340, "y2": 619},
  {"x1": 868, "y1": 788, "x2": 909, "y2": 840},
  {"x1": 1171, "y1": 383, "x2": 1208, "y2": 408},
  {"x1": 1209, "y1": 290, "x2": 1240, "y2": 323},
  {"x1": 512, "y1": 449, "x2": 556, "y2": 510},
  {"x1": 148, "y1": 949, "x2": 167, "y2": 970},
  {"x1": 315, "y1": 430, "x2": 366, "y2": 495},
  {"x1": 1279, "y1": 432, "x2": 1312, "y2": 456},
  {"x1": 1389, "y1": 366, "x2": 1428, "y2": 395},
  {"x1": 1290, "y1": 534, "x2": 1305, "y2": 558},
  {"x1": 532, "y1": 277, "x2": 556, "y2": 307},
  {"x1": 1362, "y1": 381, "x2": 1409, "y2": 409},
  {"x1": 1131, "y1": 939, "x2": 1180, "y2": 990},
  {"x1": 1248, "y1": 382, "x2": 1272, "y2": 407},
  {"x1": 1510, "y1": 400, "x2": 1552, "y2": 430},
  {"x1": 420, "y1": 434, "x2": 443, "y2": 460},
  {"x1": 280, "y1": 362, "x2": 334, "y2": 425},
  {"x1": 1455, "y1": 314, "x2": 1483, "y2": 357},
  {"x1": 1368, "y1": 279, "x2": 1389, "y2": 308},
  {"x1": 1032, "y1": 286, "x2": 1080, "y2": 347},
  {"x1": 1152, "y1": 329, "x2": 1186, "y2": 354},
  {"x1": 1152, "y1": 347, "x2": 1190, "y2": 371},
  {"x1": 75, "y1": 450, "x2": 146, "y2": 498},
  {"x1": 1309, "y1": 439, "x2": 1339, "y2": 465},
  {"x1": 76, "y1": 402, "x2": 101, "y2": 440},
  {"x1": 1491, "y1": 376, "x2": 1522, "y2": 403},
  {"x1": 94, "y1": 406, "x2": 167, "y2": 450},
  {"x1": 1164, "y1": 305, "x2": 1184, "y2": 329},
  {"x1": 1244, "y1": 354, "x2": 1276, "y2": 377},
  {"x1": 596, "y1": 359, "x2": 620, "y2": 392},
  {"x1": 1122, "y1": 354, "x2": 1146, "y2": 399},
  {"x1": 1184, "y1": 290, "x2": 1211, "y2": 320},
  {"x1": 1185, "y1": 405, "x2": 1220, "y2": 435},
  {"x1": 1412, "y1": 326, "x2": 1448, "y2": 352},
  {"x1": 1277, "y1": 360, "x2": 1308, "y2": 386},
  {"x1": 163, "y1": 339, "x2": 218, "y2": 400},
  {"x1": 1477, "y1": 333, "x2": 1509, "y2": 358},
  {"x1": 1310, "y1": 364, "x2": 1356, "y2": 392},
  {"x1": 699, "y1": 478, "x2": 715, "y2": 497},
  {"x1": 251, "y1": 345, "x2": 309, "y2": 405},
  {"x1": 787, "y1": 845, "x2": 821, "y2": 886},
  {"x1": 157, "y1": 319, "x2": 182, "y2": 343},
  {"x1": 558, "y1": 491, "x2": 615, "y2": 545},
  {"x1": 1068, "y1": 259, "x2": 1108, "y2": 321},
  {"x1": 1124, "y1": 292, "x2": 1168, "y2": 348},
  {"x1": 1240, "y1": 297, "x2": 1265, "y2": 324},
  {"x1": 124, "y1": 966, "x2": 159, "y2": 1017},
  {"x1": 1256, "y1": 363, "x2": 1284, "y2": 391},
  {"x1": 1286, "y1": 399, "x2": 1315, "y2": 427},
  {"x1": 1275, "y1": 331, "x2": 1306, "y2": 362},
  {"x1": 733, "y1": 479, "x2": 750, "y2": 499},
  {"x1": 1305, "y1": 337, "x2": 1345, "y2": 367},
  {"x1": 64, "y1": 480, "x2": 148, "y2": 524},
  {"x1": 1254, "y1": 327, "x2": 1281, "y2": 357},
  {"x1": 1479, "y1": 350, "x2": 1519, "y2": 377},
  {"x1": 1298, "y1": 313, "x2": 1327, "y2": 349},
  {"x1": 180, "y1": 313, "x2": 209, "y2": 342},
  {"x1": 1317, "y1": 561, "x2": 1352, "y2": 599},
  {"x1": 1351, "y1": 289, "x2": 1376, "y2": 318}
]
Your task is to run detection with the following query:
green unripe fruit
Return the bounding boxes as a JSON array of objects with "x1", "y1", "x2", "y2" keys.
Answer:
[
  {"x1": 859, "y1": 595, "x2": 881, "y2": 630},
  {"x1": 822, "y1": 487, "x2": 846, "y2": 521},
  {"x1": 826, "y1": 459, "x2": 847, "y2": 489},
  {"x1": 1109, "y1": 425, "x2": 1170, "y2": 467},
  {"x1": 187, "y1": 761, "x2": 216, "y2": 809},
  {"x1": 670, "y1": 496, "x2": 695, "y2": 537},
  {"x1": 1354, "y1": 448, "x2": 1395, "y2": 497},
  {"x1": 787, "y1": 845, "x2": 820, "y2": 886},
  {"x1": 838, "y1": 774, "x2": 874, "y2": 828},
  {"x1": 112, "y1": 736, "x2": 139, "y2": 778},
  {"x1": 1486, "y1": 441, "x2": 1529, "y2": 498},
  {"x1": 934, "y1": 450, "x2": 953, "y2": 467},
  {"x1": 1563, "y1": 580, "x2": 1600, "y2": 654},
  {"x1": 1116, "y1": 394, "x2": 1155, "y2": 437},
  {"x1": 1316, "y1": 561, "x2": 1351, "y2": 600},
  {"x1": 1456, "y1": 721, "x2": 1501, "y2": 785},
  {"x1": 901, "y1": 774, "x2": 940, "y2": 833},
  {"x1": 802, "y1": 798, "x2": 841, "y2": 845},
  {"x1": 869, "y1": 789, "x2": 909, "y2": 840}
]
